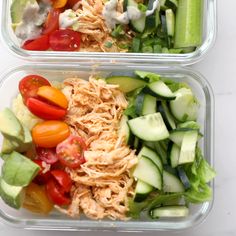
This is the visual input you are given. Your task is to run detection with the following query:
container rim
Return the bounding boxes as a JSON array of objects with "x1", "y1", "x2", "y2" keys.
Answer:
[
  {"x1": 0, "y1": 63, "x2": 215, "y2": 232},
  {"x1": 0, "y1": 0, "x2": 217, "y2": 65}
]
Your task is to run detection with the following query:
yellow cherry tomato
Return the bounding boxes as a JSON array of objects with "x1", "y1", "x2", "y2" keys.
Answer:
[
  {"x1": 23, "y1": 183, "x2": 53, "y2": 214},
  {"x1": 32, "y1": 121, "x2": 70, "y2": 148},
  {"x1": 52, "y1": 0, "x2": 68, "y2": 8},
  {"x1": 37, "y1": 86, "x2": 68, "y2": 109}
]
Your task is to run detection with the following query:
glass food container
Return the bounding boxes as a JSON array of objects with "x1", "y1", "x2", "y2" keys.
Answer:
[
  {"x1": 0, "y1": 63, "x2": 214, "y2": 232},
  {"x1": 0, "y1": 0, "x2": 217, "y2": 65}
]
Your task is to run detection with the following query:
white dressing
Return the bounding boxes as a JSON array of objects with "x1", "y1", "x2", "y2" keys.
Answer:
[{"x1": 59, "y1": 9, "x2": 79, "y2": 29}]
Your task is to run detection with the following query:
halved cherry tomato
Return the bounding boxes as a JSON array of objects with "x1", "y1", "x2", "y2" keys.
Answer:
[
  {"x1": 56, "y1": 135, "x2": 86, "y2": 169},
  {"x1": 43, "y1": 8, "x2": 61, "y2": 35},
  {"x1": 32, "y1": 120, "x2": 70, "y2": 148},
  {"x1": 67, "y1": 0, "x2": 80, "y2": 8},
  {"x1": 22, "y1": 35, "x2": 50, "y2": 51},
  {"x1": 19, "y1": 75, "x2": 50, "y2": 104},
  {"x1": 36, "y1": 147, "x2": 58, "y2": 164},
  {"x1": 23, "y1": 183, "x2": 53, "y2": 214},
  {"x1": 33, "y1": 160, "x2": 51, "y2": 184},
  {"x1": 51, "y1": 170, "x2": 72, "y2": 193},
  {"x1": 49, "y1": 29, "x2": 81, "y2": 51},
  {"x1": 46, "y1": 179, "x2": 71, "y2": 205},
  {"x1": 52, "y1": 0, "x2": 68, "y2": 8},
  {"x1": 37, "y1": 86, "x2": 68, "y2": 109},
  {"x1": 26, "y1": 98, "x2": 66, "y2": 120}
]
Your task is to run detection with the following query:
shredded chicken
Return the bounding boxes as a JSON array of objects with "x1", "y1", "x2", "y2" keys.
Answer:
[
  {"x1": 56, "y1": 76, "x2": 137, "y2": 220},
  {"x1": 74, "y1": 0, "x2": 131, "y2": 52}
]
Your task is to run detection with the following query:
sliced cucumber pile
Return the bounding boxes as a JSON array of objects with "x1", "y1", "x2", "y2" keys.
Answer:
[{"x1": 111, "y1": 70, "x2": 215, "y2": 220}]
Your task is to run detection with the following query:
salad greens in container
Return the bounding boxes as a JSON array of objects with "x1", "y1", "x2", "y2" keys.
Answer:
[
  {"x1": 0, "y1": 64, "x2": 215, "y2": 231},
  {"x1": 0, "y1": 0, "x2": 216, "y2": 64}
]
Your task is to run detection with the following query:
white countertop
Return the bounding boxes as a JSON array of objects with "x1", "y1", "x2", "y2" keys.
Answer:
[{"x1": 0, "y1": 1, "x2": 235, "y2": 235}]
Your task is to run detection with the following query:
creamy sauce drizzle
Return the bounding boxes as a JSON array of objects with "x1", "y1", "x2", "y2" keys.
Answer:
[
  {"x1": 59, "y1": 9, "x2": 79, "y2": 29},
  {"x1": 103, "y1": 0, "x2": 160, "y2": 29}
]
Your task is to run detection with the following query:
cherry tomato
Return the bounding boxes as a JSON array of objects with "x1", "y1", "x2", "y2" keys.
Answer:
[
  {"x1": 37, "y1": 86, "x2": 68, "y2": 109},
  {"x1": 51, "y1": 170, "x2": 72, "y2": 193},
  {"x1": 19, "y1": 75, "x2": 50, "y2": 104},
  {"x1": 43, "y1": 8, "x2": 61, "y2": 35},
  {"x1": 56, "y1": 135, "x2": 86, "y2": 169},
  {"x1": 49, "y1": 29, "x2": 81, "y2": 51},
  {"x1": 26, "y1": 98, "x2": 66, "y2": 120},
  {"x1": 23, "y1": 183, "x2": 53, "y2": 214},
  {"x1": 52, "y1": 0, "x2": 68, "y2": 8},
  {"x1": 67, "y1": 0, "x2": 80, "y2": 8},
  {"x1": 46, "y1": 179, "x2": 71, "y2": 205},
  {"x1": 36, "y1": 147, "x2": 58, "y2": 164},
  {"x1": 22, "y1": 35, "x2": 50, "y2": 51},
  {"x1": 33, "y1": 160, "x2": 51, "y2": 184},
  {"x1": 32, "y1": 120, "x2": 70, "y2": 148}
]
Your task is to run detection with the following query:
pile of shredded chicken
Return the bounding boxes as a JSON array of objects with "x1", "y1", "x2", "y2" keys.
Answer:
[
  {"x1": 56, "y1": 76, "x2": 138, "y2": 220},
  {"x1": 74, "y1": 0, "x2": 131, "y2": 52}
]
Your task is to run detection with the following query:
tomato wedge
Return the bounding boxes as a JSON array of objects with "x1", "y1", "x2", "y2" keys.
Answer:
[
  {"x1": 49, "y1": 29, "x2": 81, "y2": 51},
  {"x1": 56, "y1": 135, "x2": 86, "y2": 169},
  {"x1": 22, "y1": 35, "x2": 50, "y2": 51},
  {"x1": 43, "y1": 8, "x2": 61, "y2": 35},
  {"x1": 23, "y1": 183, "x2": 53, "y2": 214},
  {"x1": 32, "y1": 120, "x2": 70, "y2": 148},
  {"x1": 37, "y1": 86, "x2": 68, "y2": 109},
  {"x1": 19, "y1": 75, "x2": 50, "y2": 104},
  {"x1": 46, "y1": 179, "x2": 71, "y2": 205},
  {"x1": 26, "y1": 98, "x2": 66, "y2": 120},
  {"x1": 51, "y1": 170, "x2": 72, "y2": 193},
  {"x1": 36, "y1": 147, "x2": 58, "y2": 164},
  {"x1": 33, "y1": 160, "x2": 51, "y2": 184}
]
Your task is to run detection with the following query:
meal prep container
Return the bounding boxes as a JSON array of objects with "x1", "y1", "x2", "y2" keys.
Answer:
[
  {"x1": 0, "y1": 0, "x2": 217, "y2": 65},
  {"x1": 0, "y1": 63, "x2": 214, "y2": 231}
]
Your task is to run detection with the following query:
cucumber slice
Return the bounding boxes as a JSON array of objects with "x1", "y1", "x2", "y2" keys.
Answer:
[
  {"x1": 138, "y1": 146, "x2": 163, "y2": 173},
  {"x1": 166, "y1": 9, "x2": 175, "y2": 37},
  {"x1": 142, "y1": 94, "x2": 157, "y2": 115},
  {"x1": 118, "y1": 115, "x2": 133, "y2": 145},
  {"x1": 134, "y1": 180, "x2": 153, "y2": 202},
  {"x1": 144, "y1": 81, "x2": 176, "y2": 100},
  {"x1": 127, "y1": 0, "x2": 146, "y2": 33},
  {"x1": 170, "y1": 88, "x2": 199, "y2": 122},
  {"x1": 163, "y1": 170, "x2": 185, "y2": 193},
  {"x1": 158, "y1": 101, "x2": 176, "y2": 130},
  {"x1": 154, "y1": 141, "x2": 168, "y2": 164},
  {"x1": 178, "y1": 130, "x2": 198, "y2": 164},
  {"x1": 169, "y1": 142, "x2": 180, "y2": 168},
  {"x1": 165, "y1": 0, "x2": 178, "y2": 12},
  {"x1": 133, "y1": 156, "x2": 162, "y2": 190},
  {"x1": 106, "y1": 76, "x2": 147, "y2": 93},
  {"x1": 128, "y1": 113, "x2": 169, "y2": 142},
  {"x1": 177, "y1": 166, "x2": 191, "y2": 189},
  {"x1": 151, "y1": 206, "x2": 189, "y2": 218},
  {"x1": 174, "y1": 0, "x2": 203, "y2": 48}
]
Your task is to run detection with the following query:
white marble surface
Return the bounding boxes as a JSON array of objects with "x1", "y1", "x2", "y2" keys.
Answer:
[{"x1": 0, "y1": 0, "x2": 235, "y2": 235}]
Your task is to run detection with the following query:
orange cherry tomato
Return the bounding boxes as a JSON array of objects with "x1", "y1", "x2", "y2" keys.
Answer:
[
  {"x1": 52, "y1": 0, "x2": 68, "y2": 8},
  {"x1": 67, "y1": 0, "x2": 80, "y2": 8},
  {"x1": 32, "y1": 121, "x2": 70, "y2": 148},
  {"x1": 37, "y1": 86, "x2": 68, "y2": 109}
]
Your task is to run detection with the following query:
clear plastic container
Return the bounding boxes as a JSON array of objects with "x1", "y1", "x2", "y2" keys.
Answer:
[
  {"x1": 0, "y1": 63, "x2": 214, "y2": 231},
  {"x1": 0, "y1": 0, "x2": 217, "y2": 65}
]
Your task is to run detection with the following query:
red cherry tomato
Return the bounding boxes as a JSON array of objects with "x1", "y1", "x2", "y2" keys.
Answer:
[
  {"x1": 49, "y1": 29, "x2": 81, "y2": 51},
  {"x1": 56, "y1": 135, "x2": 86, "y2": 169},
  {"x1": 26, "y1": 98, "x2": 66, "y2": 120},
  {"x1": 33, "y1": 160, "x2": 51, "y2": 184},
  {"x1": 22, "y1": 35, "x2": 50, "y2": 51},
  {"x1": 36, "y1": 147, "x2": 58, "y2": 164},
  {"x1": 46, "y1": 179, "x2": 71, "y2": 205},
  {"x1": 51, "y1": 170, "x2": 72, "y2": 193},
  {"x1": 19, "y1": 75, "x2": 50, "y2": 104},
  {"x1": 43, "y1": 9, "x2": 61, "y2": 35}
]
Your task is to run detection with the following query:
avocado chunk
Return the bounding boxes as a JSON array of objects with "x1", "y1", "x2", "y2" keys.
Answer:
[
  {"x1": 0, "y1": 108, "x2": 24, "y2": 142},
  {"x1": 0, "y1": 178, "x2": 25, "y2": 209},
  {"x1": 0, "y1": 154, "x2": 10, "y2": 161},
  {"x1": 11, "y1": 0, "x2": 37, "y2": 24},
  {"x1": 1, "y1": 138, "x2": 19, "y2": 154},
  {"x1": 2, "y1": 151, "x2": 40, "y2": 187}
]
